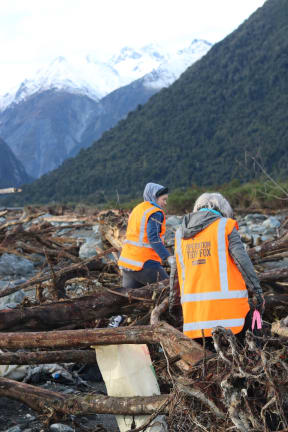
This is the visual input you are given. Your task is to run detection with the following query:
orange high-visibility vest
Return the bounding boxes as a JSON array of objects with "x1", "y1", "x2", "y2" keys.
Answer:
[
  {"x1": 175, "y1": 217, "x2": 249, "y2": 339},
  {"x1": 118, "y1": 201, "x2": 166, "y2": 271}
]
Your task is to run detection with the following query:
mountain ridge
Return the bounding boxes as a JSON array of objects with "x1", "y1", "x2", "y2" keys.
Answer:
[
  {"x1": 3, "y1": 0, "x2": 288, "y2": 205},
  {"x1": 0, "y1": 138, "x2": 32, "y2": 188},
  {"x1": 0, "y1": 40, "x2": 212, "y2": 112}
]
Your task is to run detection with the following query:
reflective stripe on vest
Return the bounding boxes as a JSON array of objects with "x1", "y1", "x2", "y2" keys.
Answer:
[
  {"x1": 118, "y1": 202, "x2": 165, "y2": 271},
  {"x1": 183, "y1": 318, "x2": 245, "y2": 332},
  {"x1": 178, "y1": 218, "x2": 248, "y2": 304},
  {"x1": 123, "y1": 205, "x2": 158, "y2": 248},
  {"x1": 118, "y1": 256, "x2": 144, "y2": 268},
  {"x1": 139, "y1": 206, "x2": 156, "y2": 243},
  {"x1": 175, "y1": 228, "x2": 185, "y2": 297},
  {"x1": 124, "y1": 239, "x2": 153, "y2": 248},
  {"x1": 175, "y1": 217, "x2": 250, "y2": 338}
]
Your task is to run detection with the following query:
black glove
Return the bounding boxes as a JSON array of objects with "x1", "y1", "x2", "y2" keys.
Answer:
[{"x1": 249, "y1": 289, "x2": 265, "y2": 314}]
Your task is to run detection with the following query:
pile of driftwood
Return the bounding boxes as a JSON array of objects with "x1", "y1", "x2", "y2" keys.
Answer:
[{"x1": 0, "y1": 207, "x2": 287, "y2": 432}]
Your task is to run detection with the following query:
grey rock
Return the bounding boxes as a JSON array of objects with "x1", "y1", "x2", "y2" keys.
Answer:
[
  {"x1": 0, "y1": 217, "x2": 6, "y2": 224},
  {"x1": 261, "y1": 234, "x2": 275, "y2": 242},
  {"x1": 79, "y1": 237, "x2": 103, "y2": 259},
  {"x1": 164, "y1": 215, "x2": 183, "y2": 247},
  {"x1": 244, "y1": 213, "x2": 267, "y2": 222},
  {"x1": 4, "y1": 427, "x2": 22, "y2": 432},
  {"x1": 249, "y1": 225, "x2": 267, "y2": 235},
  {"x1": 0, "y1": 253, "x2": 34, "y2": 277},
  {"x1": 78, "y1": 225, "x2": 103, "y2": 259},
  {"x1": 262, "y1": 216, "x2": 281, "y2": 229},
  {"x1": 50, "y1": 424, "x2": 75, "y2": 432},
  {"x1": 24, "y1": 414, "x2": 36, "y2": 421},
  {"x1": 0, "y1": 289, "x2": 25, "y2": 308},
  {"x1": 166, "y1": 215, "x2": 183, "y2": 227}
]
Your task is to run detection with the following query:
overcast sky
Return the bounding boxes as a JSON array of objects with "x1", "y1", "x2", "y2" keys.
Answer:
[{"x1": 0, "y1": 0, "x2": 266, "y2": 89}]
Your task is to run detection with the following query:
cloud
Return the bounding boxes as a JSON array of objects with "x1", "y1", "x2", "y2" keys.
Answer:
[{"x1": 0, "y1": 0, "x2": 266, "y2": 88}]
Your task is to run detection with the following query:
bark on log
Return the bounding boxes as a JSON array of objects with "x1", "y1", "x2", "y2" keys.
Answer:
[
  {"x1": 0, "y1": 248, "x2": 116, "y2": 300},
  {"x1": 259, "y1": 268, "x2": 288, "y2": 282},
  {"x1": 249, "y1": 232, "x2": 288, "y2": 261},
  {"x1": 149, "y1": 298, "x2": 207, "y2": 371},
  {"x1": 0, "y1": 377, "x2": 170, "y2": 415},
  {"x1": 0, "y1": 211, "x2": 45, "y2": 230},
  {"x1": 0, "y1": 326, "x2": 158, "y2": 349},
  {"x1": 16, "y1": 240, "x2": 80, "y2": 263},
  {"x1": 0, "y1": 290, "x2": 123, "y2": 331},
  {"x1": 150, "y1": 297, "x2": 169, "y2": 325},
  {"x1": 0, "y1": 322, "x2": 206, "y2": 372},
  {"x1": 0, "y1": 349, "x2": 96, "y2": 365},
  {"x1": 0, "y1": 284, "x2": 156, "y2": 331},
  {"x1": 271, "y1": 316, "x2": 288, "y2": 338}
]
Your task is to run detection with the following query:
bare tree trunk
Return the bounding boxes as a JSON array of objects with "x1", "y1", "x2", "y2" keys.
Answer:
[
  {"x1": 0, "y1": 377, "x2": 170, "y2": 415},
  {"x1": 249, "y1": 232, "x2": 288, "y2": 261},
  {"x1": 259, "y1": 268, "x2": 288, "y2": 282},
  {"x1": 0, "y1": 349, "x2": 96, "y2": 365},
  {"x1": 0, "y1": 322, "x2": 206, "y2": 372},
  {"x1": 271, "y1": 315, "x2": 288, "y2": 338},
  {"x1": 0, "y1": 248, "x2": 116, "y2": 299},
  {"x1": 0, "y1": 284, "x2": 156, "y2": 331}
]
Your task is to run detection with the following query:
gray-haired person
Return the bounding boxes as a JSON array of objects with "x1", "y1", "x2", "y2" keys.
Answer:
[{"x1": 169, "y1": 192, "x2": 265, "y2": 343}]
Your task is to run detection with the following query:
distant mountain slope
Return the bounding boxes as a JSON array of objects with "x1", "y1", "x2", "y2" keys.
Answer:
[
  {"x1": 0, "y1": 40, "x2": 211, "y2": 179},
  {"x1": 0, "y1": 138, "x2": 31, "y2": 188},
  {"x1": 71, "y1": 77, "x2": 160, "y2": 156},
  {"x1": 5, "y1": 0, "x2": 288, "y2": 204},
  {"x1": 0, "y1": 91, "x2": 100, "y2": 178}
]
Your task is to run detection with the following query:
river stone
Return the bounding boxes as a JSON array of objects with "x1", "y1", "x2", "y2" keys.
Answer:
[
  {"x1": 4, "y1": 427, "x2": 22, "y2": 432},
  {"x1": 244, "y1": 214, "x2": 267, "y2": 222},
  {"x1": 5, "y1": 426, "x2": 22, "y2": 432},
  {"x1": 0, "y1": 289, "x2": 26, "y2": 309},
  {"x1": 262, "y1": 216, "x2": 281, "y2": 229},
  {"x1": 79, "y1": 237, "x2": 103, "y2": 259},
  {"x1": 50, "y1": 423, "x2": 75, "y2": 432},
  {"x1": 0, "y1": 253, "x2": 34, "y2": 277},
  {"x1": 165, "y1": 215, "x2": 183, "y2": 247}
]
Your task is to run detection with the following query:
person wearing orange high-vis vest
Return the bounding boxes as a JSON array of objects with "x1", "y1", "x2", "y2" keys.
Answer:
[
  {"x1": 170, "y1": 192, "x2": 265, "y2": 342},
  {"x1": 118, "y1": 183, "x2": 174, "y2": 290}
]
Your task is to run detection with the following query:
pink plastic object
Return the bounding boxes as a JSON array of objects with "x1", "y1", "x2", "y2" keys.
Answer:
[{"x1": 252, "y1": 310, "x2": 262, "y2": 330}]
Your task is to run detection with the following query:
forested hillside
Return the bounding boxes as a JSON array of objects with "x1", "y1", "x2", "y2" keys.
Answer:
[{"x1": 4, "y1": 0, "x2": 288, "y2": 205}]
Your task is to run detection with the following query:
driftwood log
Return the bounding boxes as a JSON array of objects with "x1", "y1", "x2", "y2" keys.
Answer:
[
  {"x1": 0, "y1": 377, "x2": 170, "y2": 415},
  {"x1": 0, "y1": 322, "x2": 206, "y2": 373},
  {"x1": 248, "y1": 232, "x2": 288, "y2": 261},
  {"x1": 271, "y1": 315, "x2": 288, "y2": 338},
  {"x1": 0, "y1": 349, "x2": 96, "y2": 365},
  {"x1": 0, "y1": 248, "x2": 116, "y2": 300},
  {"x1": 0, "y1": 284, "x2": 159, "y2": 331}
]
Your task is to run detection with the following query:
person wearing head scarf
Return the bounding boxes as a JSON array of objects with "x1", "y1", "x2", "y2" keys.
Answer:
[
  {"x1": 118, "y1": 182, "x2": 174, "y2": 290},
  {"x1": 169, "y1": 192, "x2": 265, "y2": 345}
]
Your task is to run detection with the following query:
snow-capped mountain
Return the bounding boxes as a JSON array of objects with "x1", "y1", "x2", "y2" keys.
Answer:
[
  {"x1": 0, "y1": 39, "x2": 212, "y2": 179},
  {"x1": 0, "y1": 40, "x2": 212, "y2": 111},
  {"x1": 143, "y1": 39, "x2": 212, "y2": 89},
  {"x1": 0, "y1": 56, "x2": 119, "y2": 111}
]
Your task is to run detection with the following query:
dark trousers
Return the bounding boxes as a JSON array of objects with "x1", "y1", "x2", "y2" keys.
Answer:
[{"x1": 122, "y1": 265, "x2": 168, "y2": 289}]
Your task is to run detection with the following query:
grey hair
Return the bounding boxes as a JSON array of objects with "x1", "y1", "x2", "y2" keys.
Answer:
[{"x1": 193, "y1": 192, "x2": 233, "y2": 218}]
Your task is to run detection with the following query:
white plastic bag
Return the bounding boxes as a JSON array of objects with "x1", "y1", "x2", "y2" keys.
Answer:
[{"x1": 95, "y1": 344, "x2": 167, "y2": 432}]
